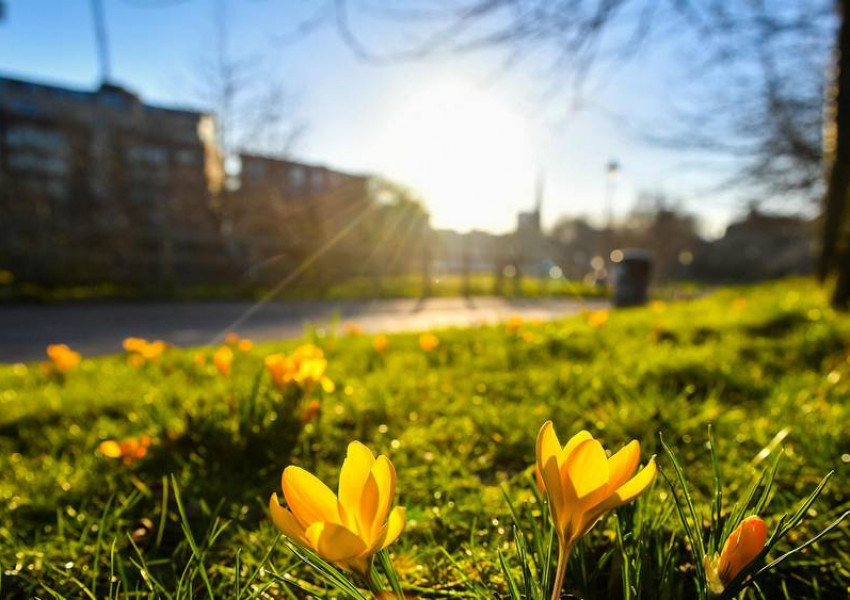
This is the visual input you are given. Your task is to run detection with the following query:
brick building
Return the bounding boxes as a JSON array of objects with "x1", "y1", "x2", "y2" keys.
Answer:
[
  {"x1": 0, "y1": 75, "x2": 224, "y2": 284},
  {"x1": 226, "y1": 154, "x2": 371, "y2": 282},
  {"x1": 0, "y1": 74, "x2": 383, "y2": 290}
]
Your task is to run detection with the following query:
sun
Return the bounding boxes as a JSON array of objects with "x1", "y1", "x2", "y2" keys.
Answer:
[{"x1": 375, "y1": 81, "x2": 537, "y2": 232}]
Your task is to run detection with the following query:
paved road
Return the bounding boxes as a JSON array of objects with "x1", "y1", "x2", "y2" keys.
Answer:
[{"x1": 0, "y1": 296, "x2": 608, "y2": 363}]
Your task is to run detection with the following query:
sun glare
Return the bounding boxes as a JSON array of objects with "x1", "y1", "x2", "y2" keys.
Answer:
[{"x1": 376, "y1": 82, "x2": 537, "y2": 232}]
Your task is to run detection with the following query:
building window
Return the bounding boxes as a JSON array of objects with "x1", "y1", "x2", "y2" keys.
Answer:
[
  {"x1": 6, "y1": 125, "x2": 68, "y2": 153},
  {"x1": 245, "y1": 161, "x2": 267, "y2": 180},
  {"x1": 289, "y1": 166, "x2": 306, "y2": 188},
  {"x1": 311, "y1": 169, "x2": 325, "y2": 191},
  {"x1": 22, "y1": 177, "x2": 67, "y2": 199},
  {"x1": 289, "y1": 167, "x2": 307, "y2": 188},
  {"x1": 127, "y1": 145, "x2": 168, "y2": 166},
  {"x1": 176, "y1": 148, "x2": 200, "y2": 167}
]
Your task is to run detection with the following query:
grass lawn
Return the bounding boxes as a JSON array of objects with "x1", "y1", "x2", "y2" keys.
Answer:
[{"x1": 1, "y1": 279, "x2": 848, "y2": 599}]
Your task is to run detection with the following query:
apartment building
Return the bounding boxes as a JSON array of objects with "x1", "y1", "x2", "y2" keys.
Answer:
[{"x1": 0, "y1": 75, "x2": 223, "y2": 283}]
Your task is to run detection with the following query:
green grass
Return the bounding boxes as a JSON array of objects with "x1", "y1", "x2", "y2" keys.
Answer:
[{"x1": 1, "y1": 279, "x2": 849, "y2": 598}]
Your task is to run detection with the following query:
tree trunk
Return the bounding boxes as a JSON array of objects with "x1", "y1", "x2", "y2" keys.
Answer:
[
  {"x1": 831, "y1": 0, "x2": 850, "y2": 308},
  {"x1": 823, "y1": 1, "x2": 850, "y2": 294}
]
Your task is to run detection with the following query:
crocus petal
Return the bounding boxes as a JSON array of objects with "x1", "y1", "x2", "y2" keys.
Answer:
[
  {"x1": 370, "y1": 456, "x2": 397, "y2": 536},
  {"x1": 370, "y1": 506, "x2": 407, "y2": 553},
  {"x1": 381, "y1": 506, "x2": 406, "y2": 549},
  {"x1": 269, "y1": 494, "x2": 309, "y2": 546},
  {"x1": 564, "y1": 439, "x2": 609, "y2": 500},
  {"x1": 563, "y1": 430, "x2": 593, "y2": 461},
  {"x1": 718, "y1": 516, "x2": 768, "y2": 586},
  {"x1": 537, "y1": 421, "x2": 562, "y2": 469},
  {"x1": 613, "y1": 459, "x2": 656, "y2": 504},
  {"x1": 541, "y1": 453, "x2": 566, "y2": 531},
  {"x1": 534, "y1": 465, "x2": 546, "y2": 493},
  {"x1": 305, "y1": 521, "x2": 367, "y2": 562},
  {"x1": 282, "y1": 466, "x2": 341, "y2": 527},
  {"x1": 338, "y1": 442, "x2": 376, "y2": 528},
  {"x1": 607, "y1": 440, "x2": 641, "y2": 491},
  {"x1": 595, "y1": 459, "x2": 657, "y2": 516},
  {"x1": 359, "y1": 472, "x2": 381, "y2": 540}
]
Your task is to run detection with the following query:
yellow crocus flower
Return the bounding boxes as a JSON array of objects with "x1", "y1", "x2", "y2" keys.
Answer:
[
  {"x1": 297, "y1": 356, "x2": 328, "y2": 385},
  {"x1": 266, "y1": 347, "x2": 334, "y2": 393},
  {"x1": 536, "y1": 421, "x2": 656, "y2": 600},
  {"x1": 704, "y1": 516, "x2": 767, "y2": 594},
  {"x1": 269, "y1": 441, "x2": 406, "y2": 576},
  {"x1": 292, "y1": 343, "x2": 324, "y2": 361}
]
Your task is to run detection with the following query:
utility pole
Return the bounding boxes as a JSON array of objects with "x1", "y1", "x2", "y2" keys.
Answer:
[
  {"x1": 91, "y1": 0, "x2": 111, "y2": 82},
  {"x1": 605, "y1": 160, "x2": 620, "y2": 230}
]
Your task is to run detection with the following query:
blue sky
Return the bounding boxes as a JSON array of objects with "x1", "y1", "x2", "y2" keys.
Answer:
[{"x1": 0, "y1": 0, "x2": 743, "y2": 235}]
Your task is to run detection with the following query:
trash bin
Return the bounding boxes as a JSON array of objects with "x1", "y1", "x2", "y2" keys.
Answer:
[{"x1": 613, "y1": 249, "x2": 653, "y2": 307}]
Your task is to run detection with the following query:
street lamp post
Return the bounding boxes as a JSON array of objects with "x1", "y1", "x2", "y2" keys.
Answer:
[{"x1": 605, "y1": 160, "x2": 620, "y2": 230}]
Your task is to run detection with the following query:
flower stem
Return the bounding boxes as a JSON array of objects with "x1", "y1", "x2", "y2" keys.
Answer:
[
  {"x1": 550, "y1": 542, "x2": 572, "y2": 600},
  {"x1": 358, "y1": 559, "x2": 384, "y2": 598}
]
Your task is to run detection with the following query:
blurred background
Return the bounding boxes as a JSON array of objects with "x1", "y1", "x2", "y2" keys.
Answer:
[{"x1": 0, "y1": 1, "x2": 839, "y2": 307}]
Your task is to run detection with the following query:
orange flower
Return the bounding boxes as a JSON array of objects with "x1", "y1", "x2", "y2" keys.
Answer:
[
  {"x1": 265, "y1": 353, "x2": 297, "y2": 388},
  {"x1": 506, "y1": 316, "x2": 524, "y2": 336},
  {"x1": 98, "y1": 435, "x2": 152, "y2": 465},
  {"x1": 301, "y1": 399, "x2": 322, "y2": 424},
  {"x1": 705, "y1": 516, "x2": 768, "y2": 593},
  {"x1": 122, "y1": 337, "x2": 147, "y2": 353},
  {"x1": 419, "y1": 333, "x2": 439, "y2": 353},
  {"x1": 214, "y1": 346, "x2": 234, "y2": 377},
  {"x1": 193, "y1": 352, "x2": 207, "y2": 366},
  {"x1": 265, "y1": 345, "x2": 333, "y2": 392},
  {"x1": 733, "y1": 298, "x2": 747, "y2": 312},
  {"x1": 587, "y1": 310, "x2": 609, "y2": 329},
  {"x1": 46, "y1": 344, "x2": 81, "y2": 373},
  {"x1": 224, "y1": 332, "x2": 253, "y2": 351},
  {"x1": 140, "y1": 340, "x2": 167, "y2": 361},
  {"x1": 373, "y1": 334, "x2": 388, "y2": 354},
  {"x1": 123, "y1": 338, "x2": 166, "y2": 365},
  {"x1": 343, "y1": 322, "x2": 364, "y2": 336}
]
